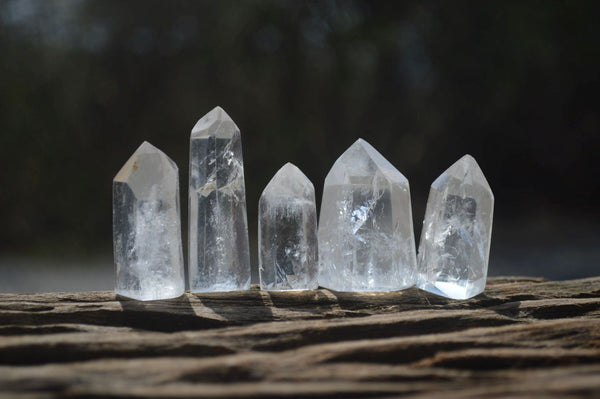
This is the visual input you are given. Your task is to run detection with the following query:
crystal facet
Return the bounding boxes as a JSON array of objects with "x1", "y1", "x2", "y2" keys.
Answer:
[
  {"x1": 113, "y1": 142, "x2": 185, "y2": 301},
  {"x1": 188, "y1": 106, "x2": 251, "y2": 292},
  {"x1": 417, "y1": 154, "x2": 494, "y2": 299},
  {"x1": 318, "y1": 139, "x2": 417, "y2": 291},
  {"x1": 259, "y1": 163, "x2": 318, "y2": 291}
]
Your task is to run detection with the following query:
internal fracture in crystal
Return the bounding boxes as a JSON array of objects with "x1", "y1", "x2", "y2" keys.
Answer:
[
  {"x1": 188, "y1": 106, "x2": 251, "y2": 292},
  {"x1": 259, "y1": 163, "x2": 318, "y2": 291},
  {"x1": 417, "y1": 154, "x2": 494, "y2": 299},
  {"x1": 113, "y1": 142, "x2": 185, "y2": 301},
  {"x1": 318, "y1": 139, "x2": 417, "y2": 291}
]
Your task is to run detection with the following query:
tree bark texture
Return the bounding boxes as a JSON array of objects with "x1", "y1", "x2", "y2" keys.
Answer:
[{"x1": 0, "y1": 276, "x2": 599, "y2": 398}]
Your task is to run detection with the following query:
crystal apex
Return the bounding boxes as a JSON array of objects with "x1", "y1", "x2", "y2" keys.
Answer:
[
  {"x1": 326, "y1": 138, "x2": 408, "y2": 186},
  {"x1": 191, "y1": 106, "x2": 238, "y2": 138},
  {"x1": 137, "y1": 140, "x2": 159, "y2": 154},
  {"x1": 262, "y1": 162, "x2": 314, "y2": 198},
  {"x1": 432, "y1": 154, "x2": 493, "y2": 197},
  {"x1": 113, "y1": 141, "x2": 177, "y2": 183}
]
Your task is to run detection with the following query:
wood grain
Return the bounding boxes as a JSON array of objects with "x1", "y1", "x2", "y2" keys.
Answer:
[{"x1": 0, "y1": 276, "x2": 599, "y2": 398}]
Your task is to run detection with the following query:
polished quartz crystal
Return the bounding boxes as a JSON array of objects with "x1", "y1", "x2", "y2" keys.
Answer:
[
  {"x1": 113, "y1": 141, "x2": 185, "y2": 301},
  {"x1": 259, "y1": 163, "x2": 318, "y2": 291},
  {"x1": 318, "y1": 139, "x2": 417, "y2": 291},
  {"x1": 188, "y1": 106, "x2": 251, "y2": 292},
  {"x1": 417, "y1": 154, "x2": 494, "y2": 299}
]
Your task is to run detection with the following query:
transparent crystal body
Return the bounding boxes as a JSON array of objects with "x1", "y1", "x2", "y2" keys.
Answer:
[
  {"x1": 318, "y1": 139, "x2": 417, "y2": 291},
  {"x1": 417, "y1": 154, "x2": 494, "y2": 299},
  {"x1": 112, "y1": 142, "x2": 185, "y2": 301},
  {"x1": 259, "y1": 163, "x2": 318, "y2": 291},
  {"x1": 188, "y1": 106, "x2": 251, "y2": 292}
]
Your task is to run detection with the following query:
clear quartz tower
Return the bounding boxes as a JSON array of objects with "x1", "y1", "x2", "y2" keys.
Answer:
[
  {"x1": 417, "y1": 154, "x2": 494, "y2": 299},
  {"x1": 112, "y1": 141, "x2": 185, "y2": 301},
  {"x1": 259, "y1": 163, "x2": 318, "y2": 291},
  {"x1": 318, "y1": 139, "x2": 417, "y2": 291},
  {"x1": 188, "y1": 106, "x2": 251, "y2": 292}
]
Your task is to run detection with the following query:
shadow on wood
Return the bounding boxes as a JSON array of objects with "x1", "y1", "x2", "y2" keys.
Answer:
[{"x1": 0, "y1": 276, "x2": 599, "y2": 397}]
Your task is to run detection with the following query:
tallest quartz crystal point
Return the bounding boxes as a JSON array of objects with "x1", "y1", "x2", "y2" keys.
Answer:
[{"x1": 189, "y1": 106, "x2": 251, "y2": 292}]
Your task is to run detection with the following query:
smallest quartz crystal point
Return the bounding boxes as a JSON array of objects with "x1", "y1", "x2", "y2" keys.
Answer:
[
  {"x1": 259, "y1": 163, "x2": 318, "y2": 290},
  {"x1": 417, "y1": 154, "x2": 494, "y2": 300},
  {"x1": 113, "y1": 141, "x2": 185, "y2": 301}
]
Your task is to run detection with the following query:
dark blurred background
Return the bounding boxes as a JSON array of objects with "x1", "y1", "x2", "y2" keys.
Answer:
[{"x1": 1, "y1": 0, "x2": 599, "y2": 292}]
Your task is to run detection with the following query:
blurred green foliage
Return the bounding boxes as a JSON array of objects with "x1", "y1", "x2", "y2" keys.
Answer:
[{"x1": 0, "y1": 0, "x2": 599, "y2": 258}]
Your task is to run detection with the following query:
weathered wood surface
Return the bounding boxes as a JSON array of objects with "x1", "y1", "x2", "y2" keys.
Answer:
[{"x1": 0, "y1": 276, "x2": 599, "y2": 398}]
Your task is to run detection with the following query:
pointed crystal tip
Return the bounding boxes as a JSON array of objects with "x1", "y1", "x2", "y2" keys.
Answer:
[
  {"x1": 432, "y1": 154, "x2": 492, "y2": 196},
  {"x1": 455, "y1": 154, "x2": 479, "y2": 172},
  {"x1": 191, "y1": 106, "x2": 238, "y2": 138},
  {"x1": 262, "y1": 163, "x2": 314, "y2": 199},
  {"x1": 113, "y1": 141, "x2": 178, "y2": 199},
  {"x1": 326, "y1": 138, "x2": 408, "y2": 186},
  {"x1": 115, "y1": 141, "x2": 164, "y2": 182},
  {"x1": 138, "y1": 140, "x2": 158, "y2": 153}
]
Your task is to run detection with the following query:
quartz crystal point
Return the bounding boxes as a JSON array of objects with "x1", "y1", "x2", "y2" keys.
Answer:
[
  {"x1": 259, "y1": 163, "x2": 318, "y2": 291},
  {"x1": 318, "y1": 139, "x2": 417, "y2": 291},
  {"x1": 188, "y1": 106, "x2": 251, "y2": 292},
  {"x1": 112, "y1": 142, "x2": 185, "y2": 301},
  {"x1": 417, "y1": 154, "x2": 494, "y2": 299}
]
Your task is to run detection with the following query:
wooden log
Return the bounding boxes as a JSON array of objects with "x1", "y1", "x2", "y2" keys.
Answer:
[{"x1": 0, "y1": 276, "x2": 599, "y2": 398}]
